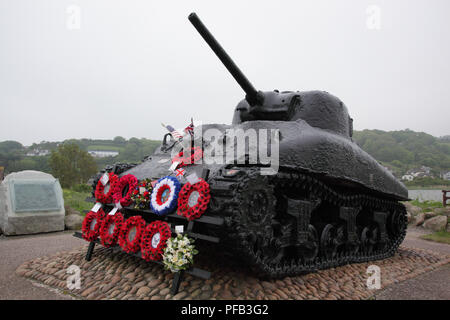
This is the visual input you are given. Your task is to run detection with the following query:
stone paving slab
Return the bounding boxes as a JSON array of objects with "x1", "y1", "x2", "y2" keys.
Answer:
[
  {"x1": 0, "y1": 231, "x2": 84, "y2": 300},
  {"x1": 15, "y1": 243, "x2": 450, "y2": 300},
  {"x1": 374, "y1": 264, "x2": 450, "y2": 300}
]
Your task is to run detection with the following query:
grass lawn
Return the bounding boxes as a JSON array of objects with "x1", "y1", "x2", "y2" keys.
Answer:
[
  {"x1": 406, "y1": 186, "x2": 449, "y2": 190},
  {"x1": 421, "y1": 231, "x2": 450, "y2": 245},
  {"x1": 63, "y1": 188, "x2": 92, "y2": 215},
  {"x1": 87, "y1": 145, "x2": 123, "y2": 152},
  {"x1": 407, "y1": 199, "x2": 444, "y2": 210}
]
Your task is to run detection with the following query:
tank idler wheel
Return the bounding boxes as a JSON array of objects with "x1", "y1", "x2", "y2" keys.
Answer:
[
  {"x1": 388, "y1": 210, "x2": 406, "y2": 237},
  {"x1": 320, "y1": 224, "x2": 339, "y2": 260},
  {"x1": 298, "y1": 224, "x2": 319, "y2": 263}
]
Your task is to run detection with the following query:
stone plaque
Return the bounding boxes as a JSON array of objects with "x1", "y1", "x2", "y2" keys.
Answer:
[{"x1": 10, "y1": 179, "x2": 62, "y2": 213}]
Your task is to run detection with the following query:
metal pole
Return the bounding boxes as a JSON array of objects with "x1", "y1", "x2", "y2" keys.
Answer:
[{"x1": 85, "y1": 242, "x2": 96, "y2": 261}]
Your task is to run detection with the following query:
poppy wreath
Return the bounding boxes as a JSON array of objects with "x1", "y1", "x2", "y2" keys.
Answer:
[
  {"x1": 130, "y1": 178, "x2": 153, "y2": 210},
  {"x1": 81, "y1": 209, "x2": 106, "y2": 242},
  {"x1": 94, "y1": 172, "x2": 119, "y2": 204},
  {"x1": 112, "y1": 174, "x2": 138, "y2": 207},
  {"x1": 141, "y1": 220, "x2": 172, "y2": 261},
  {"x1": 177, "y1": 178, "x2": 211, "y2": 221},
  {"x1": 150, "y1": 176, "x2": 181, "y2": 216},
  {"x1": 99, "y1": 211, "x2": 124, "y2": 248},
  {"x1": 171, "y1": 147, "x2": 203, "y2": 168},
  {"x1": 118, "y1": 215, "x2": 146, "y2": 253}
]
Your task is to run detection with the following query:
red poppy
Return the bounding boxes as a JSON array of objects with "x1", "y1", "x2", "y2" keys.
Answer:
[
  {"x1": 99, "y1": 212, "x2": 124, "y2": 248},
  {"x1": 172, "y1": 147, "x2": 203, "y2": 168},
  {"x1": 112, "y1": 174, "x2": 138, "y2": 207},
  {"x1": 94, "y1": 172, "x2": 119, "y2": 204},
  {"x1": 177, "y1": 179, "x2": 211, "y2": 221},
  {"x1": 141, "y1": 221, "x2": 171, "y2": 261},
  {"x1": 81, "y1": 209, "x2": 106, "y2": 242},
  {"x1": 118, "y1": 215, "x2": 146, "y2": 253}
]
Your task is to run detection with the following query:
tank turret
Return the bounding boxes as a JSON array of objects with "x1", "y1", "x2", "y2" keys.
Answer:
[{"x1": 189, "y1": 13, "x2": 353, "y2": 138}]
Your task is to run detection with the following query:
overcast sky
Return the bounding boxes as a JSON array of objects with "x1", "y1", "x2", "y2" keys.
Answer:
[{"x1": 1, "y1": 0, "x2": 449, "y2": 146}]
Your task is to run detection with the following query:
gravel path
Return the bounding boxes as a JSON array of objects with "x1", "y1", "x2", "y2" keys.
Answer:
[{"x1": 0, "y1": 231, "x2": 84, "y2": 300}]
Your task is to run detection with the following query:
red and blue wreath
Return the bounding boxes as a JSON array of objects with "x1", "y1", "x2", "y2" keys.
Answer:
[
  {"x1": 94, "y1": 172, "x2": 119, "y2": 204},
  {"x1": 81, "y1": 209, "x2": 106, "y2": 242},
  {"x1": 177, "y1": 178, "x2": 211, "y2": 221},
  {"x1": 112, "y1": 174, "x2": 138, "y2": 207},
  {"x1": 118, "y1": 215, "x2": 146, "y2": 253},
  {"x1": 141, "y1": 220, "x2": 172, "y2": 261},
  {"x1": 99, "y1": 211, "x2": 124, "y2": 248},
  {"x1": 150, "y1": 176, "x2": 181, "y2": 216}
]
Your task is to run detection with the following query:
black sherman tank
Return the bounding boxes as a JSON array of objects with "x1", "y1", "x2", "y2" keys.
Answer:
[{"x1": 92, "y1": 13, "x2": 408, "y2": 278}]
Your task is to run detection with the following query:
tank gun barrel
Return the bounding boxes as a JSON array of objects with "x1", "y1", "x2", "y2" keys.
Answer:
[{"x1": 188, "y1": 12, "x2": 262, "y2": 105}]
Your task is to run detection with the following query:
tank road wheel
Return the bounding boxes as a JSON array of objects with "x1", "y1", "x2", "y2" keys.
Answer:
[
  {"x1": 360, "y1": 226, "x2": 378, "y2": 253},
  {"x1": 320, "y1": 224, "x2": 339, "y2": 260},
  {"x1": 298, "y1": 225, "x2": 319, "y2": 262},
  {"x1": 335, "y1": 225, "x2": 347, "y2": 253}
]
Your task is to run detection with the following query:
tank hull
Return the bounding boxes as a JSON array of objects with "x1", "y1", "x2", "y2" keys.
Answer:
[
  {"x1": 94, "y1": 120, "x2": 408, "y2": 278},
  {"x1": 123, "y1": 120, "x2": 408, "y2": 201}
]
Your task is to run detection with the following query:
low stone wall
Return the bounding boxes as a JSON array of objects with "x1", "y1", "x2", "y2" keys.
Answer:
[{"x1": 16, "y1": 244, "x2": 450, "y2": 300}]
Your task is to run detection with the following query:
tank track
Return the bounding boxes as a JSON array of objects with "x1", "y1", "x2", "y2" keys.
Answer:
[{"x1": 208, "y1": 168, "x2": 407, "y2": 278}]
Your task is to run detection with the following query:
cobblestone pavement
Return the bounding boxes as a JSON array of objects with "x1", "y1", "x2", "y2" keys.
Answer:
[{"x1": 15, "y1": 242, "x2": 450, "y2": 300}]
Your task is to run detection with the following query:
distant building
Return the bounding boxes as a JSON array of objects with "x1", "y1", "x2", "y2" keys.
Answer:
[
  {"x1": 402, "y1": 174, "x2": 414, "y2": 182},
  {"x1": 88, "y1": 150, "x2": 119, "y2": 158},
  {"x1": 26, "y1": 149, "x2": 49, "y2": 156},
  {"x1": 420, "y1": 166, "x2": 432, "y2": 174},
  {"x1": 406, "y1": 166, "x2": 434, "y2": 179},
  {"x1": 443, "y1": 172, "x2": 450, "y2": 181}
]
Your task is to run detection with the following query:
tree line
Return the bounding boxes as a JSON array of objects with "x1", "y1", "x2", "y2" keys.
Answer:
[
  {"x1": 1, "y1": 129, "x2": 449, "y2": 188},
  {"x1": 0, "y1": 137, "x2": 160, "y2": 188},
  {"x1": 353, "y1": 129, "x2": 450, "y2": 178}
]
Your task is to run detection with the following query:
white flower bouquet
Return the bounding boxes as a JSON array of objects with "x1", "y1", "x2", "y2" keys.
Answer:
[{"x1": 162, "y1": 233, "x2": 199, "y2": 272}]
